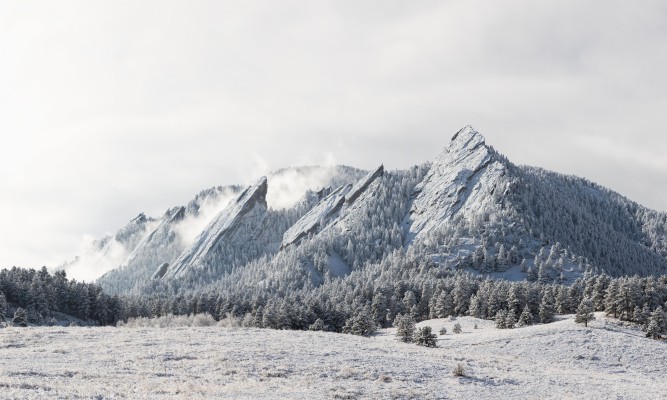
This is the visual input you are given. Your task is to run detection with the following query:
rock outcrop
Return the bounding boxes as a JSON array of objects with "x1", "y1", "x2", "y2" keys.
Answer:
[
  {"x1": 404, "y1": 126, "x2": 507, "y2": 244},
  {"x1": 161, "y1": 177, "x2": 268, "y2": 279},
  {"x1": 281, "y1": 165, "x2": 385, "y2": 249}
]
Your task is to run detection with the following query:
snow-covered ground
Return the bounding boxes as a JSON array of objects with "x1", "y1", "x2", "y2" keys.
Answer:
[{"x1": 0, "y1": 313, "x2": 664, "y2": 399}]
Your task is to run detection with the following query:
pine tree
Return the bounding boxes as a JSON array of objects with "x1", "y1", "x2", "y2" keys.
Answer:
[
  {"x1": 415, "y1": 326, "x2": 437, "y2": 347},
  {"x1": 495, "y1": 310, "x2": 507, "y2": 329},
  {"x1": 649, "y1": 307, "x2": 666, "y2": 332},
  {"x1": 575, "y1": 297, "x2": 595, "y2": 327},
  {"x1": 394, "y1": 313, "x2": 416, "y2": 343},
  {"x1": 604, "y1": 281, "x2": 619, "y2": 318},
  {"x1": 435, "y1": 292, "x2": 454, "y2": 318},
  {"x1": 592, "y1": 274, "x2": 609, "y2": 310},
  {"x1": 309, "y1": 318, "x2": 327, "y2": 331},
  {"x1": 507, "y1": 285, "x2": 523, "y2": 315},
  {"x1": 402, "y1": 291, "x2": 417, "y2": 317},
  {"x1": 645, "y1": 307, "x2": 666, "y2": 339},
  {"x1": 645, "y1": 319, "x2": 662, "y2": 340},
  {"x1": 12, "y1": 307, "x2": 28, "y2": 327},
  {"x1": 633, "y1": 305, "x2": 648, "y2": 327},
  {"x1": 343, "y1": 307, "x2": 377, "y2": 337},
  {"x1": 517, "y1": 305, "x2": 533, "y2": 327},
  {"x1": 0, "y1": 292, "x2": 7, "y2": 322},
  {"x1": 539, "y1": 294, "x2": 555, "y2": 323},
  {"x1": 468, "y1": 294, "x2": 485, "y2": 319},
  {"x1": 505, "y1": 308, "x2": 517, "y2": 329},
  {"x1": 371, "y1": 291, "x2": 389, "y2": 328},
  {"x1": 537, "y1": 264, "x2": 549, "y2": 284},
  {"x1": 452, "y1": 322, "x2": 462, "y2": 334},
  {"x1": 555, "y1": 286, "x2": 569, "y2": 314}
]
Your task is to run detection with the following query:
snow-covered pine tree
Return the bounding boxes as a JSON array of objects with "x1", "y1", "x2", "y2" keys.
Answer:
[
  {"x1": 309, "y1": 318, "x2": 327, "y2": 331},
  {"x1": 12, "y1": 307, "x2": 28, "y2": 327},
  {"x1": 505, "y1": 308, "x2": 517, "y2": 329},
  {"x1": 343, "y1": 307, "x2": 376, "y2": 337},
  {"x1": 394, "y1": 313, "x2": 416, "y2": 343},
  {"x1": 575, "y1": 297, "x2": 595, "y2": 327},
  {"x1": 648, "y1": 306, "x2": 666, "y2": 334},
  {"x1": 415, "y1": 326, "x2": 437, "y2": 347},
  {"x1": 495, "y1": 310, "x2": 507, "y2": 329},
  {"x1": 539, "y1": 292, "x2": 556, "y2": 323},
  {"x1": 646, "y1": 318, "x2": 663, "y2": 340},
  {"x1": 0, "y1": 292, "x2": 6, "y2": 321},
  {"x1": 517, "y1": 305, "x2": 533, "y2": 327}
]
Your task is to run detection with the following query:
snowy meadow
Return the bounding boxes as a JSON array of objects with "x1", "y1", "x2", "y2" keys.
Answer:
[{"x1": 0, "y1": 313, "x2": 665, "y2": 399}]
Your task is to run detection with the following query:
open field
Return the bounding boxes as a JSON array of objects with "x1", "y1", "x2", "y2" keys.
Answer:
[{"x1": 0, "y1": 313, "x2": 665, "y2": 399}]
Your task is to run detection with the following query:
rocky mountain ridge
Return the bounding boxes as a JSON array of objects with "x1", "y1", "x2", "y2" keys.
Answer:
[{"x1": 64, "y1": 127, "x2": 667, "y2": 294}]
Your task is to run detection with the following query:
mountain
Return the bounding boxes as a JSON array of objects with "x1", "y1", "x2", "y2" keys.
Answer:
[
  {"x1": 281, "y1": 165, "x2": 385, "y2": 250},
  {"x1": 404, "y1": 126, "x2": 507, "y2": 245},
  {"x1": 76, "y1": 165, "x2": 366, "y2": 293},
  {"x1": 71, "y1": 126, "x2": 667, "y2": 297},
  {"x1": 161, "y1": 177, "x2": 269, "y2": 279},
  {"x1": 92, "y1": 184, "x2": 242, "y2": 292},
  {"x1": 60, "y1": 213, "x2": 157, "y2": 283}
]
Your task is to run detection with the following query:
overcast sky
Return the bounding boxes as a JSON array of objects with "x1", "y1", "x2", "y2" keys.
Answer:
[{"x1": 1, "y1": 0, "x2": 666, "y2": 276}]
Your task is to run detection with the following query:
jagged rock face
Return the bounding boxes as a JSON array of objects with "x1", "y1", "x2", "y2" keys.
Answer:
[
  {"x1": 162, "y1": 177, "x2": 268, "y2": 279},
  {"x1": 281, "y1": 184, "x2": 352, "y2": 249},
  {"x1": 107, "y1": 213, "x2": 155, "y2": 251},
  {"x1": 404, "y1": 126, "x2": 507, "y2": 244},
  {"x1": 124, "y1": 206, "x2": 184, "y2": 270},
  {"x1": 281, "y1": 165, "x2": 385, "y2": 250},
  {"x1": 345, "y1": 165, "x2": 384, "y2": 205}
]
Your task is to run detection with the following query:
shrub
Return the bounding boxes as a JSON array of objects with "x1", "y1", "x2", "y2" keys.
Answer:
[
  {"x1": 452, "y1": 363, "x2": 466, "y2": 377},
  {"x1": 414, "y1": 326, "x2": 437, "y2": 347}
]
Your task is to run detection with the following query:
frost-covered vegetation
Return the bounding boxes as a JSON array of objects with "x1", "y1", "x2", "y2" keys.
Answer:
[
  {"x1": 0, "y1": 313, "x2": 665, "y2": 399},
  {"x1": 0, "y1": 267, "x2": 121, "y2": 326},
  {"x1": 123, "y1": 267, "x2": 667, "y2": 340}
]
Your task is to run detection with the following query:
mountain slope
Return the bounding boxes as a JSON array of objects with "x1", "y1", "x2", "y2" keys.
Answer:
[
  {"x1": 80, "y1": 126, "x2": 667, "y2": 296},
  {"x1": 94, "y1": 185, "x2": 241, "y2": 293},
  {"x1": 61, "y1": 213, "x2": 157, "y2": 282},
  {"x1": 281, "y1": 184, "x2": 351, "y2": 250},
  {"x1": 161, "y1": 177, "x2": 269, "y2": 279},
  {"x1": 404, "y1": 125, "x2": 507, "y2": 245},
  {"x1": 281, "y1": 165, "x2": 385, "y2": 250}
]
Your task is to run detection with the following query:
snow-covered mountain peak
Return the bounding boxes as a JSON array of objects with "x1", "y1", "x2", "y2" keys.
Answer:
[
  {"x1": 404, "y1": 126, "x2": 506, "y2": 244},
  {"x1": 448, "y1": 125, "x2": 486, "y2": 153},
  {"x1": 433, "y1": 125, "x2": 492, "y2": 169}
]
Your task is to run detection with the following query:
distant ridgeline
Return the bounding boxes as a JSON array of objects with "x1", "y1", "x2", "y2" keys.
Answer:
[
  {"x1": 50, "y1": 126, "x2": 667, "y2": 334},
  {"x1": 0, "y1": 267, "x2": 121, "y2": 326}
]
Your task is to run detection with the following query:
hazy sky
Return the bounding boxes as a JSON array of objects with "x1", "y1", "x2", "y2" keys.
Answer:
[{"x1": 1, "y1": 0, "x2": 666, "y2": 276}]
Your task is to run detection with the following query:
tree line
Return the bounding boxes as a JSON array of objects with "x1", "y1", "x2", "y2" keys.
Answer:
[
  {"x1": 3, "y1": 263, "x2": 666, "y2": 340},
  {"x1": 0, "y1": 266, "x2": 122, "y2": 325}
]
